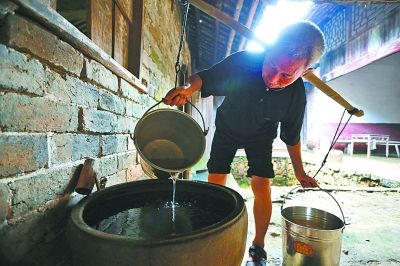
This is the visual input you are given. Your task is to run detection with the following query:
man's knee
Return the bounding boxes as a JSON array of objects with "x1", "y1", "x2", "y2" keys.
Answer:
[{"x1": 251, "y1": 175, "x2": 271, "y2": 195}]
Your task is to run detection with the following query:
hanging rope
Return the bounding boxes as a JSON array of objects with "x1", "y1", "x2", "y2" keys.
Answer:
[
  {"x1": 172, "y1": 1, "x2": 209, "y2": 135},
  {"x1": 312, "y1": 109, "x2": 353, "y2": 179},
  {"x1": 174, "y1": 1, "x2": 190, "y2": 89}
]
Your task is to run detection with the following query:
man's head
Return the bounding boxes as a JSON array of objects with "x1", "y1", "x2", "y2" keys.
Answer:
[{"x1": 262, "y1": 21, "x2": 325, "y2": 89}]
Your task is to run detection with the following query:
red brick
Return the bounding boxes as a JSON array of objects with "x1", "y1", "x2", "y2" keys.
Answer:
[
  {"x1": 0, "y1": 15, "x2": 84, "y2": 76},
  {"x1": 82, "y1": 58, "x2": 118, "y2": 93},
  {"x1": 0, "y1": 184, "x2": 11, "y2": 222},
  {"x1": 0, "y1": 44, "x2": 46, "y2": 96},
  {"x1": 0, "y1": 133, "x2": 49, "y2": 178},
  {"x1": 79, "y1": 108, "x2": 118, "y2": 133},
  {"x1": 126, "y1": 163, "x2": 144, "y2": 182},
  {"x1": 0, "y1": 93, "x2": 78, "y2": 132}
]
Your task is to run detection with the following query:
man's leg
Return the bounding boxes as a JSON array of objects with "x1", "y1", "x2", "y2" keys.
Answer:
[
  {"x1": 208, "y1": 173, "x2": 228, "y2": 185},
  {"x1": 251, "y1": 175, "x2": 272, "y2": 248},
  {"x1": 245, "y1": 141, "x2": 273, "y2": 264},
  {"x1": 206, "y1": 131, "x2": 237, "y2": 186}
]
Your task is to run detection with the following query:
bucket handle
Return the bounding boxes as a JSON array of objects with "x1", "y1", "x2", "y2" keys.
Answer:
[
  {"x1": 281, "y1": 186, "x2": 348, "y2": 231},
  {"x1": 142, "y1": 99, "x2": 209, "y2": 136}
]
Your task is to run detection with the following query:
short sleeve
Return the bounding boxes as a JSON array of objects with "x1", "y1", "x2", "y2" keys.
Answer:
[
  {"x1": 280, "y1": 78, "x2": 306, "y2": 145},
  {"x1": 197, "y1": 52, "x2": 246, "y2": 97}
]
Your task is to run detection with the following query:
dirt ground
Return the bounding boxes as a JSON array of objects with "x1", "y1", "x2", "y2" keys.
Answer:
[{"x1": 240, "y1": 186, "x2": 400, "y2": 266}]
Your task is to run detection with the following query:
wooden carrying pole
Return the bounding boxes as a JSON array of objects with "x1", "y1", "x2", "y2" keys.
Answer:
[
  {"x1": 189, "y1": 0, "x2": 364, "y2": 117},
  {"x1": 303, "y1": 72, "x2": 364, "y2": 117}
]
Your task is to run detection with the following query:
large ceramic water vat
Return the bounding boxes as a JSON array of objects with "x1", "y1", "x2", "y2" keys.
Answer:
[{"x1": 68, "y1": 179, "x2": 248, "y2": 266}]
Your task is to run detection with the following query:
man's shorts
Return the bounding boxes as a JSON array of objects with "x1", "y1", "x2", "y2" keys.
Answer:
[{"x1": 207, "y1": 130, "x2": 275, "y2": 178}]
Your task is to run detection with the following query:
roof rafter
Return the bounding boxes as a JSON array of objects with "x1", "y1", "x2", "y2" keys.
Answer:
[
  {"x1": 238, "y1": 0, "x2": 260, "y2": 51},
  {"x1": 225, "y1": 0, "x2": 244, "y2": 57},
  {"x1": 213, "y1": 0, "x2": 223, "y2": 62}
]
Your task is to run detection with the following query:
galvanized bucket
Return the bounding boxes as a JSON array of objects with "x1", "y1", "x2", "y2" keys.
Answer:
[
  {"x1": 281, "y1": 187, "x2": 346, "y2": 266},
  {"x1": 132, "y1": 101, "x2": 207, "y2": 179}
]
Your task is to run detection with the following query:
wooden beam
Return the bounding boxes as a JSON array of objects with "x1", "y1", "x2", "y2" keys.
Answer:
[
  {"x1": 10, "y1": 0, "x2": 147, "y2": 93},
  {"x1": 194, "y1": 7, "x2": 202, "y2": 69},
  {"x1": 237, "y1": 0, "x2": 259, "y2": 51},
  {"x1": 114, "y1": 0, "x2": 133, "y2": 23},
  {"x1": 189, "y1": 0, "x2": 268, "y2": 47},
  {"x1": 225, "y1": 0, "x2": 244, "y2": 57}
]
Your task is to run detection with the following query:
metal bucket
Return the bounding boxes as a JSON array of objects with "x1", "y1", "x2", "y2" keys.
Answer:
[
  {"x1": 281, "y1": 187, "x2": 346, "y2": 266},
  {"x1": 133, "y1": 102, "x2": 207, "y2": 179}
]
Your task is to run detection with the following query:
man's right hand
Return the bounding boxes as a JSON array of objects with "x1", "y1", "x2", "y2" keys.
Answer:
[
  {"x1": 163, "y1": 85, "x2": 192, "y2": 107},
  {"x1": 296, "y1": 173, "x2": 319, "y2": 188}
]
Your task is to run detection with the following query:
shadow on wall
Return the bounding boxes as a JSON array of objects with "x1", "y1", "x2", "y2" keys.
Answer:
[{"x1": 0, "y1": 165, "x2": 83, "y2": 266}]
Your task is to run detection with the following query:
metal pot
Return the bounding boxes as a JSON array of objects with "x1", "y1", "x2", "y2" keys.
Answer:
[{"x1": 133, "y1": 102, "x2": 207, "y2": 179}]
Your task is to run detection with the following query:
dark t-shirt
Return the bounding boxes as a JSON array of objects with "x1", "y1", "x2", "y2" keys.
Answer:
[{"x1": 197, "y1": 51, "x2": 306, "y2": 145}]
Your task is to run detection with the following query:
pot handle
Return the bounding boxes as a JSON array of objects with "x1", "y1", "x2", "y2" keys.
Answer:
[
  {"x1": 141, "y1": 100, "x2": 209, "y2": 136},
  {"x1": 187, "y1": 101, "x2": 209, "y2": 136},
  {"x1": 281, "y1": 186, "x2": 348, "y2": 230}
]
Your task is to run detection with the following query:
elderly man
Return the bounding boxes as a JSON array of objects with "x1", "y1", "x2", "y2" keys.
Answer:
[{"x1": 164, "y1": 21, "x2": 324, "y2": 266}]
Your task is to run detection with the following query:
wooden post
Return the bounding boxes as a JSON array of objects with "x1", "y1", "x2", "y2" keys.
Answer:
[{"x1": 75, "y1": 159, "x2": 98, "y2": 195}]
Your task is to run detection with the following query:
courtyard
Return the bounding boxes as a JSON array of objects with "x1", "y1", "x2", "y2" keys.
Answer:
[{"x1": 193, "y1": 150, "x2": 400, "y2": 265}]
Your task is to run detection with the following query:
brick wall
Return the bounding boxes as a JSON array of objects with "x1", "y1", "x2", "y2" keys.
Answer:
[
  {"x1": 141, "y1": 0, "x2": 191, "y2": 99},
  {"x1": 0, "y1": 0, "x2": 190, "y2": 264}
]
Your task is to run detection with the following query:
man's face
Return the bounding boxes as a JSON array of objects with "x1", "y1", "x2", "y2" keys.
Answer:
[{"x1": 262, "y1": 53, "x2": 308, "y2": 89}]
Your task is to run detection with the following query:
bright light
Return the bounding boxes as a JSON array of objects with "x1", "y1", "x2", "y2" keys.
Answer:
[{"x1": 246, "y1": 0, "x2": 313, "y2": 51}]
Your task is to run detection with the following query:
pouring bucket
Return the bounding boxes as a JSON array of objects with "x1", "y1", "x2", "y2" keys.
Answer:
[
  {"x1": 281, "y1": 187, "x2": 346, "y2": 266},
  {"x1": 133, "y1": 102, "x2": 207, "y2": 179}
]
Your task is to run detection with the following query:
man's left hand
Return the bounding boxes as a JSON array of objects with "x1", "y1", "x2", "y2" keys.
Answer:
[{"x1": 296, "y1": 173, "x2": 319, "y2": 188}]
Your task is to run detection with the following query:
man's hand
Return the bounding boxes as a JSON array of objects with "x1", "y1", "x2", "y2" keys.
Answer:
[
  {"x1": 296, "y1": 173, "x2": 319, "y2": 188},
  {"x1": 163, "y1": 85, "x2": 191, "y2": 107}
]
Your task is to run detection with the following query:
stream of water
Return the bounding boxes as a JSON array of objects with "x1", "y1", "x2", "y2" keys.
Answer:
[{"x1": 169, "y1": 172, "x2": 180, "y2": 222}]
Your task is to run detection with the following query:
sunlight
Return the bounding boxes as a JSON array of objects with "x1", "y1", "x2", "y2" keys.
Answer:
[{"x1": 246, "y1": 0, "x2": 313, "y2": 51}]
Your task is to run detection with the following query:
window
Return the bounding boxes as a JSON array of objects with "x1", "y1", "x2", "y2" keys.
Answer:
[{"x1": 57, "y1": 0, "x2": 143, "y2": 77}]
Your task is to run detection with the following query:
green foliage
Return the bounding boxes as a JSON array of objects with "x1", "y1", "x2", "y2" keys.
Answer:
[
  {"x1": 231, "y1": 156, "x2": 298, "y2": 187},
  {"x1": 271, "y1": 174, "x2": 298, "y2": 186},
  {"x1": 231, "y1": 157, "x2": 250, "y2": 188}
]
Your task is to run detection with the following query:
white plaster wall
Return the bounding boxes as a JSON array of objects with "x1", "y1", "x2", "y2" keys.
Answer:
[{"x1": 307, "y1": 52, "x2": 400, "y2": 125}]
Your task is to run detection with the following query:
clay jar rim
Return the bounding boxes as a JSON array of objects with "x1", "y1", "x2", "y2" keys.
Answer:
[{"x1": 69, "y1": 179, "x2": 246, "y2": 247}]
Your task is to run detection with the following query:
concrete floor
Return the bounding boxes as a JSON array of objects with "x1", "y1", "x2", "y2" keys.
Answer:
[
  {"x1": 241, "y1": 187, "x2": 400, "y2": 266},
  {"x1": 300, "y1": 150, "x2": 400, "y2": 184}
]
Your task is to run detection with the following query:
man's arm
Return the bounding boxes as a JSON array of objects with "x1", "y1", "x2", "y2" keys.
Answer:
[
  {"x1": 164, "y1": 74, "x2": 203, "y2": 107},
  {"x1": 164, "y1": 52, "x2": 247, "y2": 107},
  {"x1": 286, "y1": 141, "x2": 319, "y2": 188}
]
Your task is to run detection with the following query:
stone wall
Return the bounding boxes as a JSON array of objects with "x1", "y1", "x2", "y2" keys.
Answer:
[
  {"x1": 232, "y1": 156, "x2": 400, "y2": 188},
  {"x1": 0, "y1": 0, "x2": 190, "y2": 265}
]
